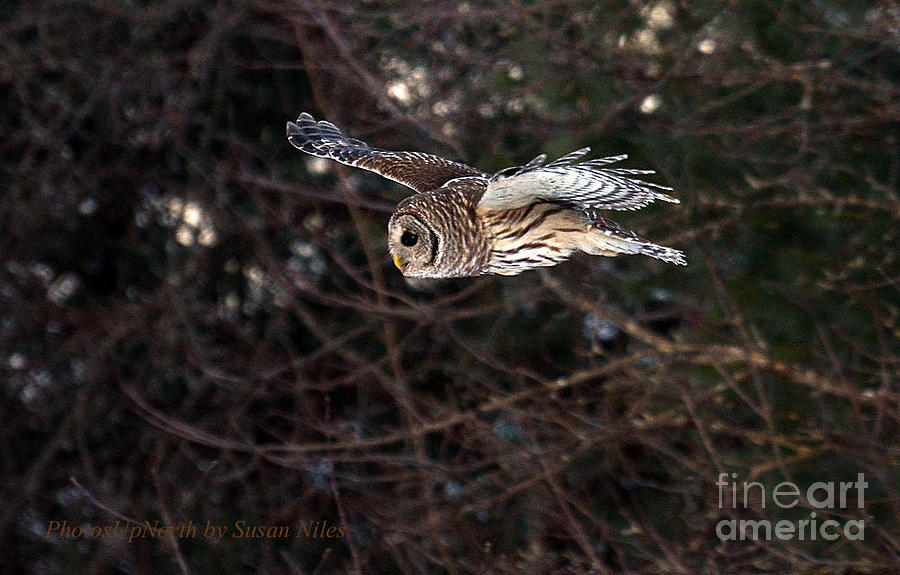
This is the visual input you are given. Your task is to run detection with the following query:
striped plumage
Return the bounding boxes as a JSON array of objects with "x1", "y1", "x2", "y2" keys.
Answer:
[{"x1": 287, "y1": 112, "x2": 686, "y2": 278}]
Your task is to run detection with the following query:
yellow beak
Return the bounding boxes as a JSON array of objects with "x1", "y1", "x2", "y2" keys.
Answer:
[{"x1": 393, "y1": 254, "x2": 404, "y2": 270}]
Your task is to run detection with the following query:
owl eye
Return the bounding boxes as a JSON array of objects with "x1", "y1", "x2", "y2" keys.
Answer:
[{"x1": 401, "y1": 230, "x2": 419, "y2": 247}]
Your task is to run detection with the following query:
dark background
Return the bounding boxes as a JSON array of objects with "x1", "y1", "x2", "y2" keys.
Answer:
[{"x1": 1, "y1": 1, "x2": 898, "y2": 573}]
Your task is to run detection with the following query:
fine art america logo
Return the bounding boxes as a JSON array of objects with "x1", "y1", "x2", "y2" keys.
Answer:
[{"x1": 715, "y1": 473, "x2": 867, "y2": 541}]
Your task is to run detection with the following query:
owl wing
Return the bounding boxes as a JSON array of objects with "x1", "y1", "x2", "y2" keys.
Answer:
[
  {"x1": 477, "y1": 149, "x2": 679, "y2": 211},
  {"x1": 583, "y1": 211, "x2": 687, "y2": 265},
  {"x1": 287, "y1": 113, "x2": 485, "y2": 193}
]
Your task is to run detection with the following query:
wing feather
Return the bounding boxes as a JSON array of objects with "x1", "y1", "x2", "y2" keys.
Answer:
[
  {"x1": 479, "y1": 151, "x2": 678, "y2": 212},
  {"x1": 516, "y1": 153, "x2": 547, "y2": 174},
  {"x1": 584, "y1": 212, "x2": 687, "y2": 266},
  {"x1": 286, "y1": 112, "x2": 485, "y2": 193},
  {"x1": 544, "y1": 147, "x2": 592, "y2": 168}
]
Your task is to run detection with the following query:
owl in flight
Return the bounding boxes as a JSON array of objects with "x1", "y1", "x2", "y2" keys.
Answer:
[{"x1": 287, "y1": 112, "x2": 686, "y2": 278}]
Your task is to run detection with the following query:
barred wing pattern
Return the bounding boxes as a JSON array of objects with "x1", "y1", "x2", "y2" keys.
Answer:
[
  {"x1": 287, "y1": 113, "x2": 485, "y2": 193},
  {"x1": 585, "y1": 212, "x2": 687, "y2": 266},
  {"x1": 479, "y1": 149, "x2": 679, "y2": 212}
]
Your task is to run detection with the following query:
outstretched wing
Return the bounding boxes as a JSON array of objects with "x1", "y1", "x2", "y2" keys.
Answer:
[
  {"x1": 287, "y1": 112, "x2": 485, "y2": 193},
  {"x1": 478, "y1": 149, "x2": 679, "y2": 211}
]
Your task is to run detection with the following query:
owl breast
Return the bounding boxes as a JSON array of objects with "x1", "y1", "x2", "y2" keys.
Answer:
[{"x1": 480, "y1": 203, "x2": 586, "y2": 276}]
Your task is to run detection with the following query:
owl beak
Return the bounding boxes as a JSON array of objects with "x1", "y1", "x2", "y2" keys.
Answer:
[{"x1": 393, "y1": 254, "x2": 404, "y2": 270}]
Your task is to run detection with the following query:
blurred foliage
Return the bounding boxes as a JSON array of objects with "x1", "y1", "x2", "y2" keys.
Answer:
[{"x1": 1, "y1": 0, "x2": 898, "y2": 573}]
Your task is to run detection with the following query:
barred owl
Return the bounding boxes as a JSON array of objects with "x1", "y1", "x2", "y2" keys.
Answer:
[{"x1": 287, "y1": 112, "x2": 686, "y2": 278}]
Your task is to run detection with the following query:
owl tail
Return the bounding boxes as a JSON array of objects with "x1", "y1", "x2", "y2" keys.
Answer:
[{"x1": 580, "y1": 215, "x2": 687, "y2": 266}]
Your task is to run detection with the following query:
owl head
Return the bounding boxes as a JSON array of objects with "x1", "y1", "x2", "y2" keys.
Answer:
[
  {"x1": 387, "y1": 188, "x2": 489, "y2": 278},
  {"x1": 387, "y1": 209, "x2": 443, "y2": 278}
]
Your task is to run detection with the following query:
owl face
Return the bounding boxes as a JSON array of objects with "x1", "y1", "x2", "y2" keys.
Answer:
[{"x1": 388, "y1": 212, "x2": 441, "y2": 277}]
